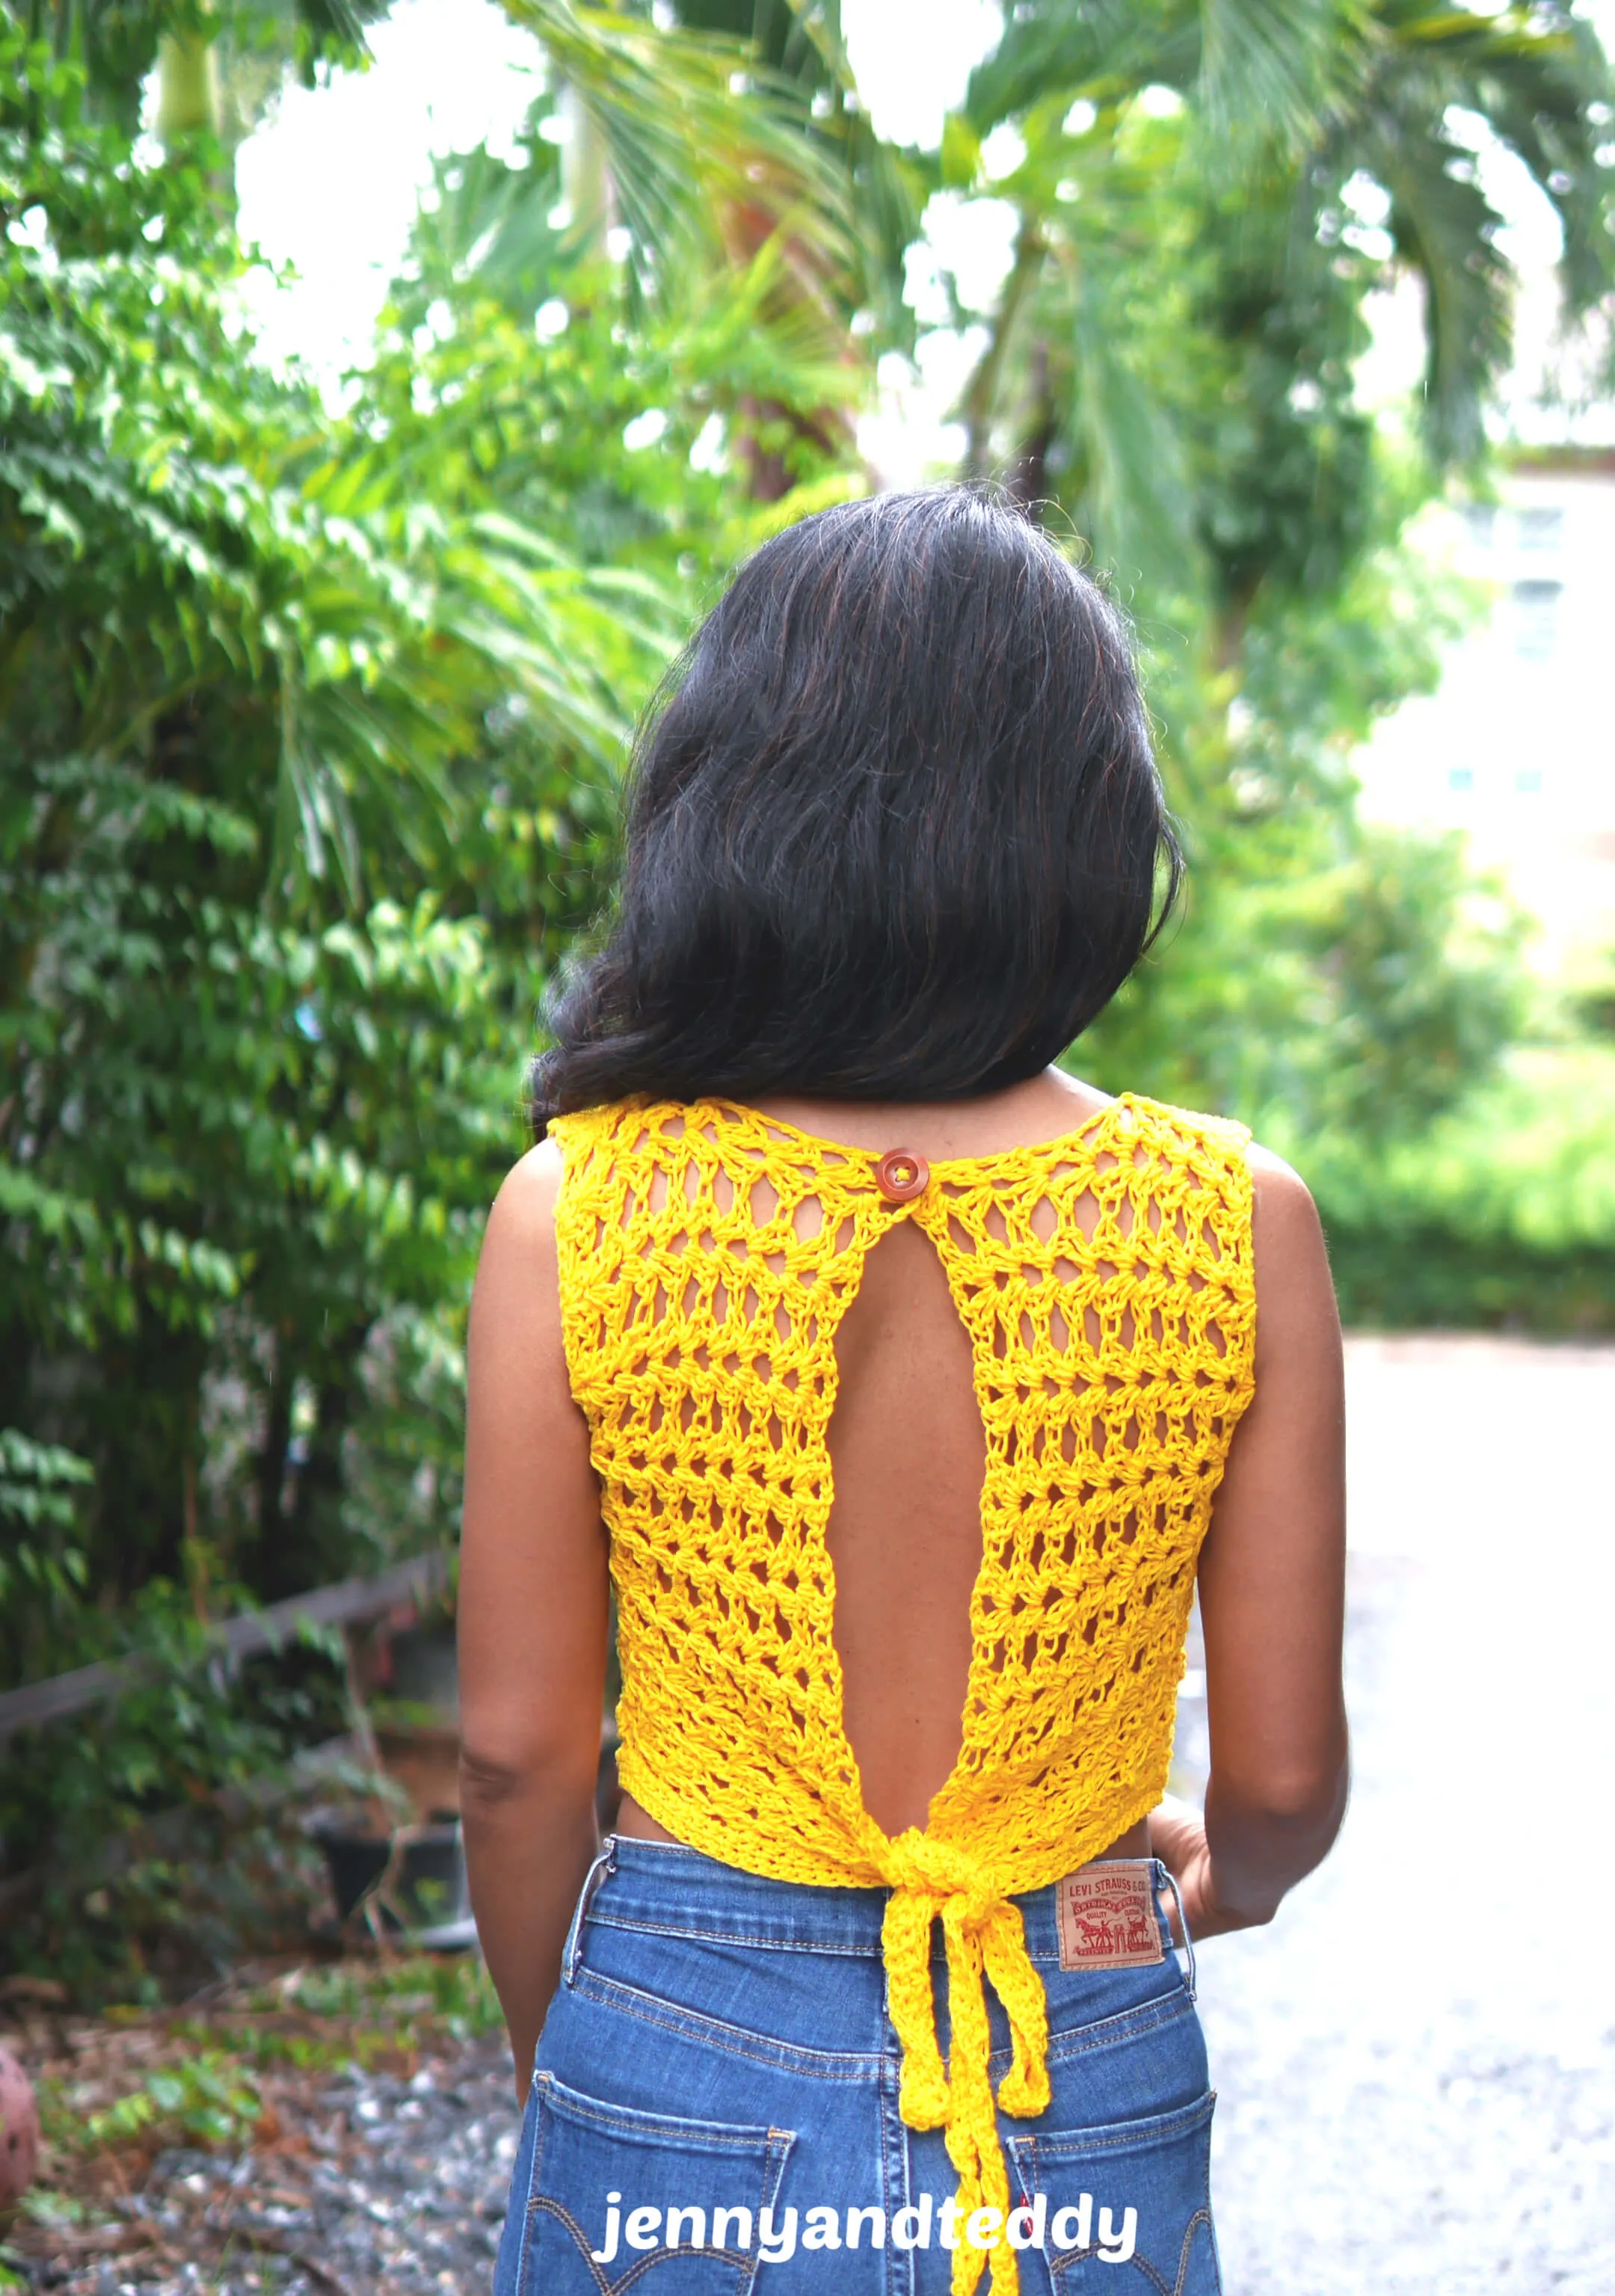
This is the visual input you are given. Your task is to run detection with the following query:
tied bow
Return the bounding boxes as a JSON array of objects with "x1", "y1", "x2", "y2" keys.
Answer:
[{"x1": 877, "y1": 1830, "x2": 1050, "y2": 2296}]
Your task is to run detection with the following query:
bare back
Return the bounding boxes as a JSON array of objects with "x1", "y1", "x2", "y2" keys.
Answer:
[{"x1": 618, "y1": 1066, "x2": 1118, "y2": 1841}]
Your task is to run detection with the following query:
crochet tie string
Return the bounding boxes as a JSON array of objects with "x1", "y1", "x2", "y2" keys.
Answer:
[{"x1": 877, "y1": 1831, "x2": 1050, "y2": 2296}]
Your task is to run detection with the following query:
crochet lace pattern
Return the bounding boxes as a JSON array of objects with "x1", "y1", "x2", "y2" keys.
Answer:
[{"x1": 549, "y1": 1092, "x2": 1256, "y2": 2296}]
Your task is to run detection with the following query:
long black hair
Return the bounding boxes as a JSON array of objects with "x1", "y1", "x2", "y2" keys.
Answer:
[{"x1": 531, "y1": 487, "x2": 1179, "y2": 1127}]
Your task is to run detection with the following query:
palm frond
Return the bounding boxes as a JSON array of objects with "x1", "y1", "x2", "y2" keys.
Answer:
[
  {"x1": 1364, "y1": 102, "x2": 1513, "y2": 462},
  {"x1": 503, "y1": 0, "x2": 855, "y2": 310},
  {"x1": 660, "y1": 222, "x2": 870, "y2": 404},
  {"x1": 274, "y1": 649, "x2": 366, "y2": 909},
  {"x1": 1062, "y1": 258, "x2": 1201, "y2": 597},
  {"x1": 965, "y1": 0, "x2": 1182, "y2": 132},
  {"x1": 674, "y1": 0, "x2": 834, "y2": 84},
  {"x1": 1377, "y1": 0, "x2": 1615, "y2": 314},
  {"x1": 405, "y1": 139, "x2": 570, "y2": 327},
  {"x1": 1196, "y1": 0, "x2": 1369, "y2": 155}
]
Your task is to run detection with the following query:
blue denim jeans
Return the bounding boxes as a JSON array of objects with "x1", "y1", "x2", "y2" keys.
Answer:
[{"x1": 493, "y1": 1837, "x2": 1219, "y2": 2295}]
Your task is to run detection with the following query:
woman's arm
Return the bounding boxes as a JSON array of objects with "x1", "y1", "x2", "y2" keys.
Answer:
[
  {"x1": 458, "y1": 1141, "x2": 609, "y2": 2096},
  {"x1": 1152, "y1": 1145, "x2": 1349, "y2": 1939}
]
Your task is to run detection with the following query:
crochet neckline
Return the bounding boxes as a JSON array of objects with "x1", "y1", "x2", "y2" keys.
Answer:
[{"x1": 686, "y1": 1087, "x2": 1139, "y2": 1173}]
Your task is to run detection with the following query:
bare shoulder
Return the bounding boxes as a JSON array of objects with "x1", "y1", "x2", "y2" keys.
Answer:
[
  {"x1": 1243, "y1": 1139, "x2": 1339, "y2": 1362},
  {"x1": 482, "y1": 1139, "x2": 565, "y2": 1257},
  {"x1": 1246, "y1": 1138, "x2": 1315, "y2": 1208},
  {"x1": 470, "y1": 1142, "x2": 570, "y2": 1358},
  {"x1": 1246, "y1": 1139, "x2": 1325, "y2": 1249}
]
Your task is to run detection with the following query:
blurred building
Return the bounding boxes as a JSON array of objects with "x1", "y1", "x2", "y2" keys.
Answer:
[{"x1": 1353, "y1": 453, "x2": 1615, "y2": 977}]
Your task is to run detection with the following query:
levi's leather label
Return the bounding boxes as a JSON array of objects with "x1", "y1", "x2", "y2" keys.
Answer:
[{"x1": 1056, "y1": 1861, "x2": 1164, "y2": 1972}]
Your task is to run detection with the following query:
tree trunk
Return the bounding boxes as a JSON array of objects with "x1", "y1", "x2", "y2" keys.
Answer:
[
  {"x1": 155, "y1": 26, "x2": 223, "y2": 154},
  {"x1": 255, "y1": 1350, "x2": 294, "y2": 1575},
  {"x1": 1003, "y1": 339, "x2": 1056, "y2": 517},
  {"x1": 258, "y1": 1322, "x2": 370, "y2": 1603},
  {"x1": 961, "y1": 227, "x2": 1048, "y2": 484},
  {"x1": 1211, "y1": 580, "x2": 1260, "y2": 675},
  {"x1": 559, "y1": 82, "x2": 613, "y2": 262}
]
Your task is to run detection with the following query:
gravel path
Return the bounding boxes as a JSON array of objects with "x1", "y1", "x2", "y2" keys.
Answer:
[
  {"x1": 23, "y1": 2038, "x2": 517, "y2": 2296},
  {"x1": 1190, "y1": 1337, "x2": 1615, "y2": 2295}
]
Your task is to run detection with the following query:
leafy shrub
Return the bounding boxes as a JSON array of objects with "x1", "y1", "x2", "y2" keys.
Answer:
[
  {"x1": 84, "y1": 2053, "x2": 265, "y2": 2153},
  {"x1": 0, "y1": 1432, "x2": 93, "y2": 1687},
  {"x1": 0, "y1": 1581, "x2": 351, "y2": 2001},
  {"x1": 1313, "y1": 1045, "x2": 1615, "y2": 1331}
]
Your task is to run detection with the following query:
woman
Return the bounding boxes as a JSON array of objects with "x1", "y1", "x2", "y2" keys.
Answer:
[{"x1": 460, "y1": 488, "x2": 1347, "y2": 2296}]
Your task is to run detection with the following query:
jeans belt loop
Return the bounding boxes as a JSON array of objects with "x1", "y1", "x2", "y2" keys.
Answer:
[
  {"x1": 562, "y1": 1835, "x2": 618, "y2": 1988},
  {"x1": 1153, "y1": 1856, "x2": 1197, "y2": 2001}
]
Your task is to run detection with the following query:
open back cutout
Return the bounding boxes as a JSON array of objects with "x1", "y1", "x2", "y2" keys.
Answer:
[{"x1": 823, "y1": 1213, "x2": 986, "y2": 1837}]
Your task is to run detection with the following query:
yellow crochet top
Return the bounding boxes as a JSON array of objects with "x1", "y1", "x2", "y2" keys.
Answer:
[{"x1": 549, "y1": 1092, "x2": 1256, "y2": 2296}]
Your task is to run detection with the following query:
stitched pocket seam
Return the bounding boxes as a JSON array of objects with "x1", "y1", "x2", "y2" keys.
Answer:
[
  {"x1": 570, "y1": 1967, "x2": 880, "y2": 2079},
  {"x1": 585, "y1": 1911, "x2": 884, "y2": 1959},
  {"x1": 1010, "y1": 2085, "x2": 1216, "y2": 2169},
  {"x1": 997, "y1": 1982, "x2": 1193, "y2": 2084},
  {"x1": 533, "y1": 2068, "x2": 797, "y2": 2149}
]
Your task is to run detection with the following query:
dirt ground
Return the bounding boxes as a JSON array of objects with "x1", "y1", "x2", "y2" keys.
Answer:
[{"x1": 1, "y1": 1963, "x2": 517, "y2": 2296}]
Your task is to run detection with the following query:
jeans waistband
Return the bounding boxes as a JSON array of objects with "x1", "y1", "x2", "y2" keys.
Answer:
[{"x1": 570, "y1": 1834, "x2": 1187, "y2": 1980}]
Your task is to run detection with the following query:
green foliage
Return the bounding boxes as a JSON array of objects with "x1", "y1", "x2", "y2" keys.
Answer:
[
  {"x1": 1078, "y1": 467, "x2": 1524, "y2": 1148},
  {"x1": 1086, "y1": 816, "x2": 1528, "y2": 1146},
  {"x1": 504, "y1": 0, "x2": 855, "y2": 316},
  {"x1": 84, "y1": 2050, "x2": 264, "y2": 2151},
  {"x1": 7, "y1": 0, "x2": 393, "y2": 147},
  {"x1": 0, "y1": 2, "x2": 860, "y2": 1991},
  {"x1": 0, "y1": 1578, "x2": 348, "y2": 1999},
  {"x1": 962, "y1": 2, "x2": 1615, "y2": 502},
  {"x1": 0, "y1": 1428, "x2": 92, "y2": 1686},
  {"x1": 1313, "y1": 1047, "x2": 1615, "y2": 1329},
  {"x1": 920, "y1": 2, "x2": 1613, "y2": 1272},
  {"x1": 262, "y1": 1947, "x2": 503, "y2": 2037},
  {"x1": 0, "y1": 16, "x2": 815, "y2": 1677}
]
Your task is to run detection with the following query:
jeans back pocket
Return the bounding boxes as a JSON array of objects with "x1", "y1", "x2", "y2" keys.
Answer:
[
  {"x1": 502, "y1": 2069, "x2": 796, "y2": 2296},
  {"x1": 1005, "y1": 2090, "x2": 1218, "y2": 2294}
]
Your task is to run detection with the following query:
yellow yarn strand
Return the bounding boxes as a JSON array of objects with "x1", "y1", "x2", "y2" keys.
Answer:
[{"x1": 549, "y1": 1092, "x2": 1257, "y2": 2294}]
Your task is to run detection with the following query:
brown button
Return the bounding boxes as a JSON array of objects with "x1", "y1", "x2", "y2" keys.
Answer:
[{"x1": 875, "y1": 1148, "x2": 930, "y2": 1204}]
